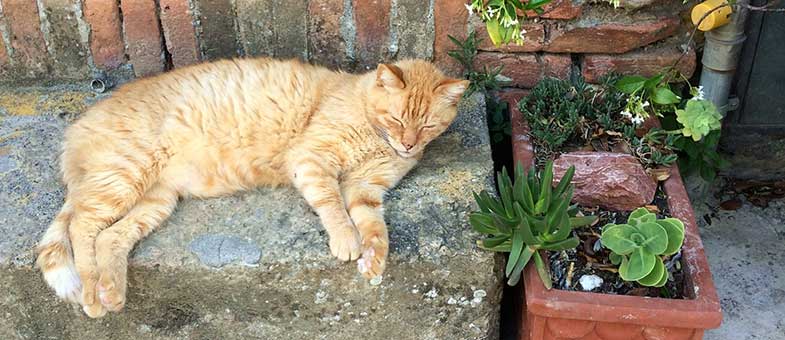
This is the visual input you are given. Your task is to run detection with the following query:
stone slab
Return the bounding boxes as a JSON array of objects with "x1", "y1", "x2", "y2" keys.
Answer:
[{"x1": 0, "y1": 87, "x2": 501, "y2": 340}]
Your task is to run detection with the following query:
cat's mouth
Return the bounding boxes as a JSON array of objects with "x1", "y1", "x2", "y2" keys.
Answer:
[{"x1": 395, "y1": 149, "x2": 414, "y2": 158}]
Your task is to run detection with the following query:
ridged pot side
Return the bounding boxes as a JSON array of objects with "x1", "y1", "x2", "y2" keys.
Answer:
[{"x1": 507, "y1": 99, "x2": 722, "y2": 340}]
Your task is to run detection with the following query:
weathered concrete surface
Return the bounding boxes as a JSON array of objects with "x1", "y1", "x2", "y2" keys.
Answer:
[
  {"x1": 0, "y1": 87, "x2": 501, "y2": 339},
  {"x1": 692, "y1": 181, "x2": 785, "y2": 340}
]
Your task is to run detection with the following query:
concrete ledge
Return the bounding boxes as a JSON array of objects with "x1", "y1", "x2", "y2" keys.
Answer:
[{"x1": 0, "y1": 88, "x2": 501, "y2": 339}]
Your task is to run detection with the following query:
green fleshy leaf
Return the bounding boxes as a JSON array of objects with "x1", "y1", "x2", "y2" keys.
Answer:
[
  {"x1": 609, "y1": 252, "x2": 623, "y2": 265},
  {"x1": 469, "y1": 213, "x2": 497, "y2": 234},
  {"x1": 540, "y1": 236, "x2": 579, "y2": 251},
  {"x1": 654, "y1": 268, "x2": 669, "y2": 287},
  {"x1": 636, "y1": 222, "x2": 668, "y2": 255},
  {"x1": 506, "y1": 229, "x2": 525, "y2": 277},
  {"x1": 624, "y1": 248, "x2": 657, "y2": 281},
  {"x1": 506, "y1": 246, "x2": 535, "y2": 286},
  {"x1": 600, "y1": 224, "x2": 638, "y2": 255},
  {"x1": 657, "y1": 218, "x2": 685, "y2": 255},
  {"x1": 533, "y1": 251, "x2": 552, "y2": 289},
  {"x1": 553, "y1": 165, "x2": 574, "y2": 198},
  {"x1": 637, "y1": 258, "x2": 666, "y2": 287},
  {"x1": 628, "y1": 207, "x2": 656, "y2": 225}
]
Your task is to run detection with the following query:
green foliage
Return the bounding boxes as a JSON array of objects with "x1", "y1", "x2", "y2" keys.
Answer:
[
  {"x1": 615, "y1": 73, "x2": 681, "y2": 123},
  {"x1": 601, "y1": 208, "x2": 685, "y2": 287},
  {"x1": 676, "y1": 99, "x2": 722, "y2": 141},
  {"x1": 467, "y1": 0, "x2": 552, "y2": 46},
  {"x1": 674, "y1": 130, "x2": 729, "y2": 182},
  {"x1": 518, "y1": 77, "x2": 629, "y2": 154},
  {"x1": 469, "y1": 161, "x2": 597, "y2": 286},
  {"x1": 447, "y1": 32, "x2": 510, "y2": 144},
  {"x1": 488, "y1": 97, "x2": 512, "y2": 144},
  {"x1": 447, "y1": 32, "x2": 505, "y2": 97},
  {"x1": 632, "y1": 128, "x2": 680, "y2": 168}
]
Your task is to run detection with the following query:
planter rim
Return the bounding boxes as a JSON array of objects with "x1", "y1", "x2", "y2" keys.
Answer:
[{"x1": 507, "y1": 97, "x2": 722, "y2": 330}]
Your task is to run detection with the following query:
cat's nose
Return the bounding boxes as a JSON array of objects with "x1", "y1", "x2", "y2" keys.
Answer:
[{"x1": 403, "y1": 143, "x2": 414, "y2": 150}]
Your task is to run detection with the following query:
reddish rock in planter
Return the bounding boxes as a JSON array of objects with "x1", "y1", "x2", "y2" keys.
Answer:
[
  {"x1": 553, "y1": 152, "x2": 657, "y2": 211},
  {"x1": 509, "y1": 101, "x2": 722, "y2": 340}
]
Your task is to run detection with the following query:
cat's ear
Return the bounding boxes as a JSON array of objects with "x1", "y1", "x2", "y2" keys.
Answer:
[
  {"x1": 376, "y1": 64, "x2": 406, "y2": 91},
  {"x1": 435, "y1": 78, "x2": 470, "y2": 105}
]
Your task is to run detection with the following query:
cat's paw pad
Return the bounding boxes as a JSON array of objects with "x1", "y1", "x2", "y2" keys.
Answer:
[
  {"x1": 329, "y1": 227, "x2": 361, "y2": 261},
  {"x1": 80, "y1": 275, "x2": 107, "y2": 318},
  {"x1": 97, "y1": 270, "x2": 126, "y2": 312},
  {"x1": 357, "y1": 235, "x2": 388, "y2": 279}
]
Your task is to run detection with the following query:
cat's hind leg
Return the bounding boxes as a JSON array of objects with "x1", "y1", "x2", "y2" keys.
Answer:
[{"x1": 94, "y1": 182, "x2": 179, "y2": 312}]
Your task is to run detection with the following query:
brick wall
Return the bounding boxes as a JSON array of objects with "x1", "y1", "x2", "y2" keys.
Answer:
[{"x1": 0, "y1": 0, "x2": 695, "y2": 85}]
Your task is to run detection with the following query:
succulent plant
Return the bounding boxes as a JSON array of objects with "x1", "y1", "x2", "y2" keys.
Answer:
[
  {"x1": 470, "y1": 161, "x2": 597, "y2": 287},
  {"x1": 601, "y1": 208, "x2": 685, "y2": 287}
]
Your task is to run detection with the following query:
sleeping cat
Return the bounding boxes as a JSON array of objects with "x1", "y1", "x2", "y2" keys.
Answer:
[{"x1": 34, "y1": 58, "x2": 468, "y2": 318}]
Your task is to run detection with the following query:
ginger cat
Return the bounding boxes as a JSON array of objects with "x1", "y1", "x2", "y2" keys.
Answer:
[{"x1": 34, "y1": 57, "x2": 468, "y2": 318}]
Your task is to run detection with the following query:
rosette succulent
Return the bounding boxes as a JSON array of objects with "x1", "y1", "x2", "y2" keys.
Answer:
[
  {"x1": 470, "y1": 161, "x2": 597, "y2": 287},
  {"x1": 601, "y1": 208, "x2": 685, "y2": 287}
]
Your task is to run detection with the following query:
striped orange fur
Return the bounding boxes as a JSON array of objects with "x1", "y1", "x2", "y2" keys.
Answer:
[{"x1": 34, "y1": 57, "x2": 468, "y2": 318}]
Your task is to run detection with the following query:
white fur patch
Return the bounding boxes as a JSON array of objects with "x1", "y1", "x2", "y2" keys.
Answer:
[{"x1": 44, "y1": 266, "x2": 82, "y2": 303}]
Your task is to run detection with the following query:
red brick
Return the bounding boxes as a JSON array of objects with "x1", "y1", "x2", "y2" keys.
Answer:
[
  {"x1": 4, "y1": 0, "x2": 48, "y2": 74},
  {"x1": 473, "y1": 52, "x2": 572, "y2": 88},
  {"x1": 582, "y1": 41, "x2": 696, "y2": 83},
  {"x1": 526, "y1": 0, "x2": 582, "y2": 20},
  {"x1": 160, "y1": 0, "x2": 200, "y2": 67},
  {"x1": 544, "y1": 17, "x2": 680, "y2": 53},
  {"x1": 542, "y1": 54, "x2": 572, "y2": 79},
  {"x1": 352, "y1": 0, "x2": 390, "y2": 70},
  {"x1": 433, "y1": 0, "x2": 469, "y2": 77},
  {"x1": 308, "y1": 0, "x2": 346, "y2": 69},
  {"x1": 121, "y1": 0, "x2": 164, "y2": 76},
  {"x1": 476, "y1": 20, "x2": 544, "y2": 53},
  {"x1": 83, "y1": 0, "x2": 125, "y2": 69}
]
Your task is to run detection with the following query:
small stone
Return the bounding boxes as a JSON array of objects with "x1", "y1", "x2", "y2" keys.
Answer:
[
  {"x1": 472, "y1": 289, "x2": 486, "y2": 299},
  {"x1": 424, "y1": 287, "x2": 438, "y2": 299},
  {"x1": 579, "y1": 274, "x2": 604, "y2": 291},
  {"x1": 447, "y1": 297, "x2": 458, "y2": 305},
  {"x1": 315, "y1": 291, "x2": 328, "y2": 304},
  {"x1": 369, "y1": 276, "x2": 383, "y2": 286}
]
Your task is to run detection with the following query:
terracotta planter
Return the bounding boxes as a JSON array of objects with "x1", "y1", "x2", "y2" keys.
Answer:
[{"x1": 506, "y1": 97, "x2": 723, "y2": 340}]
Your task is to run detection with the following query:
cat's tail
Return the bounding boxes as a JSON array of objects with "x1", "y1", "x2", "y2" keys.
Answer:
[{"x1": 36, "y1": 199, "x2": 82, "y2": 303}]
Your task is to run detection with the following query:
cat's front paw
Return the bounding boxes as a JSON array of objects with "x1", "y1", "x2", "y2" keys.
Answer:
[
  {"x1": 79, "y1": 271, "x2": 107, "y2": 318},
  {"x1": 329, "y1": 226, "x2": 361, "y2": 261},
  {"x1": 357, "y1": 234, "x2": 388, "y2": 279},
  {"x1": 96, "y1": 267, "x2": 127, "y2": 312}
]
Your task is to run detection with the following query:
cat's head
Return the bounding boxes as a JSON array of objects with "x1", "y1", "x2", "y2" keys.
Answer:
[{"x1": 367, "y1": 60, "x2": 469, "y2": 158}]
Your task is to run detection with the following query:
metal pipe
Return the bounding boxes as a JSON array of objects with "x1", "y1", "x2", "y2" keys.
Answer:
[{"x1": 699, "y1": 0, "x2": 750, "y2": 116}]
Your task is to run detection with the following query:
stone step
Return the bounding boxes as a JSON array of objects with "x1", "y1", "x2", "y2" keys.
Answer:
[{"x1": 0, "y1": 87, "x2": 501, "y2": 340}]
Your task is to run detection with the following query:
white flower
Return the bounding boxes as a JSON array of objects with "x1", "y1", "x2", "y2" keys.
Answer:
[
  {"x1": 642, "y1": 101, "x2": 650, "y2": 108},
  {"x1": 465, "y1": 3, "x2": 474, "y2": 16},
  {"x1": 692, "y1": 86, "x2": 705, "y2": 101},
  {"x1": 620, "y1": 110, "x2": 632, "y2": 118},
  {"x1": 519, "y1": 28, "x2": 527, "y2": 41},
  {"x1": 631, "y1": 115, "x2": 645, "y2": 125},
  {"x1": 487, "y1": 7, "x2": 498, "y2": 17},
  {"x1": 503, "y1": 18, "x2": 519, "y2": 27}
]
